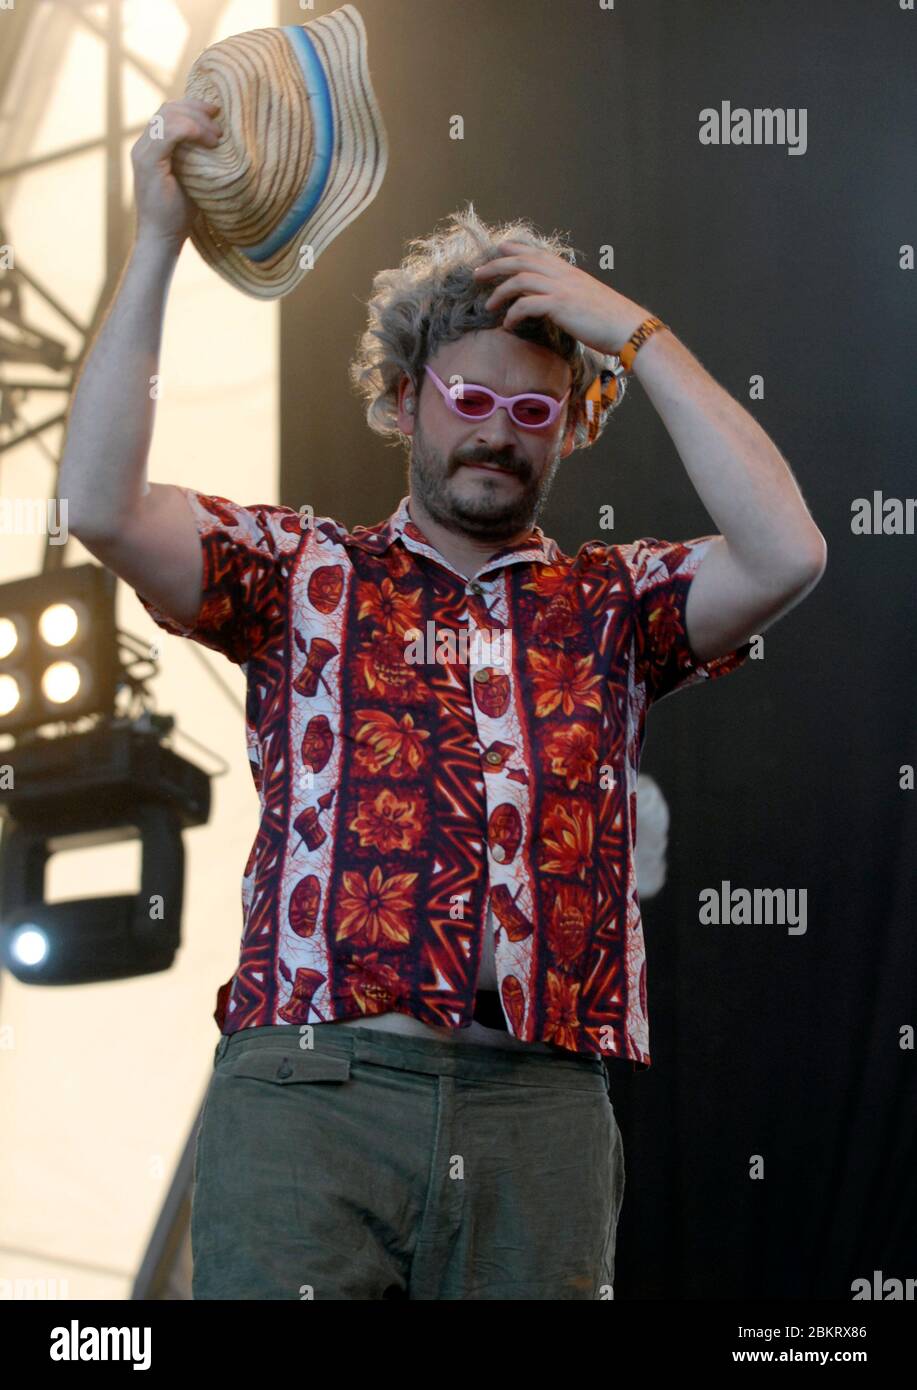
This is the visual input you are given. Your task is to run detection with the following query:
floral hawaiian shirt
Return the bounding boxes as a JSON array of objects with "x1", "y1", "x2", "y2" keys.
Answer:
[{"x1": 136, "y1": 488, "x2": 752, "y2": 1068}]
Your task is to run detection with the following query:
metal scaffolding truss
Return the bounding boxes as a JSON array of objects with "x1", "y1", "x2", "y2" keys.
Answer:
[
  {"x1": 0, "y1": 0, "x2": 230, "y2": 1299},
  {"x1": 0, "y1": 0, "x2": 226, "y2": 574}
]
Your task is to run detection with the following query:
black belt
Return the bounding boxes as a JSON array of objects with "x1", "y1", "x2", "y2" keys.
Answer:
[{"x1": 472, "y1": 988, "x2": 507, "y2": 1031}]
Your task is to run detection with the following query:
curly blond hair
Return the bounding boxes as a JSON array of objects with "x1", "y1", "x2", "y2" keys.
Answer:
[{"x1": 348, "y1": 202, "x2": 620, "y2": 452}]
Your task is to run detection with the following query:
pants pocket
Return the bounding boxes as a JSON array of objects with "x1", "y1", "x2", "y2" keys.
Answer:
[
  {"x1": 190, "y1": 1045, "x2": 354, "y2": 1297},
  {"x1": 215, "y1": 1046, "x2": 352, "y2": 1085}
]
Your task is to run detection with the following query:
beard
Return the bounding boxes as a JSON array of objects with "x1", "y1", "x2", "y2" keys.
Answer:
[{"x1": 406, "y1": 416, "x2": 563, "y2": 544}]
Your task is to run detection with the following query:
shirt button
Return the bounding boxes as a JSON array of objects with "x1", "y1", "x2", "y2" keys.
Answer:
[
  {"x1": 473, "y1": 667, "x2": 491, "y2": 684},
  {"x1": 467, "y1": 581, "x2": 484, "y2": 596},
  {"x1": 491, "y1": 844, "x2": 506, "y2": 863},
  {"x1": 484, "y1": 750, "x2": 503, "y2": 766}
]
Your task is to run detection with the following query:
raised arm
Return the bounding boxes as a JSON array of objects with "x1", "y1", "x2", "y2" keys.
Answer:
[{"x1": 58, "y1": 98, "x2": 223, "y2": 628}]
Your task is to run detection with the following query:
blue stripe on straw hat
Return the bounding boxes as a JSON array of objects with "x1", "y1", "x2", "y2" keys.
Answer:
[{"x1": 239, "y1": 27, "x2": 335, "y2": 266}]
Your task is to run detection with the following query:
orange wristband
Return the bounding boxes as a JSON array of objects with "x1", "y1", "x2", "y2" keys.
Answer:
[{"x1": 617, "y1": 315, "x2": 669, "y2": 373}]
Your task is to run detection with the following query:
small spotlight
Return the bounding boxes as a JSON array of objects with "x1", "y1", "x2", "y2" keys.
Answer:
[
  {"x1": 11, "y1": 926, "x2": 49, "y2": 968},
  {"x1": 39, "y1": 602, "x2": 81, "y2": 648},
  {"x1": 0, "y1": 673, "x2": 21, "y2": 716},
  {"x1": 41, "y1": 661, "x2": 82, "y2": 705},
  {"x1": 0, "y1": 617, "x2": 20, "y2": 659}
]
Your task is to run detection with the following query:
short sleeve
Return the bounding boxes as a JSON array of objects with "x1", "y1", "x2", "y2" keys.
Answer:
[
  {"x1": 616, "y1": 535, "x2": 753, "y2": 705},
  {"x1": 136, "y1": 487, "x2": 304, "y2": 666}
]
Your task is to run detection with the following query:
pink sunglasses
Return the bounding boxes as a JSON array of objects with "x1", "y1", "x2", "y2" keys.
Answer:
[{"x1": 423, "y1": 365, "x2": 571, "y2": 430}]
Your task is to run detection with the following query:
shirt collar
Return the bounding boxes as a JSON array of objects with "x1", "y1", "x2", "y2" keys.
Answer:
[{"x1": 339, "y1": 494, "x2": 561, "y2": 579}]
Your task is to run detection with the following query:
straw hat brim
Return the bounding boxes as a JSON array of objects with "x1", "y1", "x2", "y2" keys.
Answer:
[{"x1": 181, "y1": 5, "x2": 388, "y2": 300}]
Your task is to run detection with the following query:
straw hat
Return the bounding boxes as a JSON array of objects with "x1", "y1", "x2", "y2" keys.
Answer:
[{"x1": 172, "y1": 5, "x2": 388, "y2": 299}]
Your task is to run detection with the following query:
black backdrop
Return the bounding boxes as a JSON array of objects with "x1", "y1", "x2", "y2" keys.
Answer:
[{"x1": 277, "y1": 0, "x2": 916, "y2": 1299}]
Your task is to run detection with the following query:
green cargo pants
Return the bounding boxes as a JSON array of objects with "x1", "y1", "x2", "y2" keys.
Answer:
[{"x1": 191, "y1": 1022, "x2": 625, "y2": 1300}]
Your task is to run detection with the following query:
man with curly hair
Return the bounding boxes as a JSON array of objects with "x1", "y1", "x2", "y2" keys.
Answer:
[{"x1": 62, "y1": 109, "x2": 826, "y2": 1300}]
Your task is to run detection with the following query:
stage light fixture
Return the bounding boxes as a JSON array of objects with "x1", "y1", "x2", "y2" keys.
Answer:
[
  {"x1": 0, "y1": 719, "x2": 211, "y2": 985},
  {"x1": 0, "y1": 564, "x2": 117, "y2": 736},
  {"x1": 0, "y1": 561, "x2": 213, "y2": 986}
]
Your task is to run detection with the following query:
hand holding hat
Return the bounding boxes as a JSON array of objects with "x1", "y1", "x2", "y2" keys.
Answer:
[{"x1": 170, "y1": 4, "x2": 388, "y2": 299}]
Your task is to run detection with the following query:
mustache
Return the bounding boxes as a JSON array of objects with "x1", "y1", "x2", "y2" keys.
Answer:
[{"x1": 452, "y1": 450, "x2": 527, "y2": 477}]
